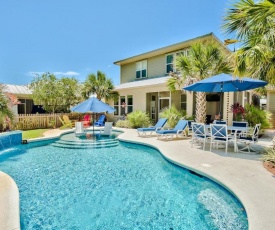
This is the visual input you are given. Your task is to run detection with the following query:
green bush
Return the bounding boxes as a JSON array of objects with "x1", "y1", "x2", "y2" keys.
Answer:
[
  {"x1": 159, "y1": 105, "x2": 186, "y2": 128},
  {"x1": 262, "y1": 147, "x2": 275, "y2": 164},
  {"x1": 115, "y1": 119, "x2": 132, "y2": 128},
  {"x1": 126, "y1": 110, "x2": 151, "y2": 129},
  {"x1": 244, "y1": 104, "x2": 272, "y2": 129}
]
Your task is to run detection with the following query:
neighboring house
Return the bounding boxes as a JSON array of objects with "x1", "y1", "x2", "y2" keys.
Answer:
[
  {"x1": 111, "y1": 32, "x2": 253, "y2": 124},
  {"x1": 3, "y1": 84, "x2": 44, "y2": 115}
]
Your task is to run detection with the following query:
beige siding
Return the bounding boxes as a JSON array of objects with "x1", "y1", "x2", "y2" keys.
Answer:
[
  {"x1": 147, "y1": 55, "x2": 166, "y2": 77},
  {"x1": 267, "y1": 92, "x2": 275, "y2": 128},
  {"x1": 120, "y1": 54, "x2": 169, "y2": 83},
  {"x1": 171, "y1": 91, "x2": 181, "y2": 111},
  {"x1": 120, "y1": 63, "x2": 136, "y2": 83}
]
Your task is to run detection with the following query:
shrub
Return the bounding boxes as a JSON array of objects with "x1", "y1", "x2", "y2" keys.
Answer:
[
  {"x1": 126, "y1": 110, "x2": 151, "y2": 129},
  {"x1": 262, "y1": 147, "x2": 275, "y2": 164},
  {"x1": 244, "y1": 104, "x2": 272, "y2": 129},
  {"x1": 115, "y1": 119, "x2": 132, "y2": 128},
  {"x1": 159, "y1": 105, "x2": 186, "y2": 128}
]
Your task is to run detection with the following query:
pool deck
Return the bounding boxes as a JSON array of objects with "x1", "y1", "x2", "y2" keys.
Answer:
[{"x1": 2, "y1": 127, "x2": 275, "y2": 230}]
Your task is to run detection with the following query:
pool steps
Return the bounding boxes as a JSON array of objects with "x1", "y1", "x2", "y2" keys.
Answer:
[{"x1": 51, "y1": 138, "x2": 119, "y2": 149}]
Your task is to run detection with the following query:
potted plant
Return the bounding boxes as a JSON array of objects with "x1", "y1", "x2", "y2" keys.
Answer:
[{"x1": 231, "y1": 103, "x2": 245, "y2": 121}]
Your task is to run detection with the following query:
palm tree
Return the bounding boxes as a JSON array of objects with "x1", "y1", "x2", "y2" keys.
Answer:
[
  {"x1": 0, "y1": 84, "x2": 14, "y2": 130},
  {"x1": 223, "y1": 0, "x2": 275, "y2": 85},
  {"x1": 82, "y1": 70, "x2": 118, "y2": 101},
  {"x1": 167, "y1": 41, "x2": 232, "y2": 123}
]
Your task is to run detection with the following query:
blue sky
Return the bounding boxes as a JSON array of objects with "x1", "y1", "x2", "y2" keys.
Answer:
[{"x1": 0, "y1": 0, "x2": 234, "y2": 86}]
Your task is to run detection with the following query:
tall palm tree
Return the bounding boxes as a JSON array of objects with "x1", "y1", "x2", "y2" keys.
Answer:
[
  {"x1": 167, "y1": 41, "x2": 232, "y2": 123},
  {"x1": 223, "y1": 0, "x2": 275, "y2": 85},
  {"x1": 82, "y1": 70, "x2": 118, "y2": 101}
]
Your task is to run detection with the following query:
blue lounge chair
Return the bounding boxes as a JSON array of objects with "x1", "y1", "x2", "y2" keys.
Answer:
[
  {"x1": 137, "y1": 118, "x2": 167, "y2": 137},
  {"x1": 94, "y1": 114, "x2": 106, "y2": 126},
  {"x1": 156, "y1": 120, "x2": 188, "y2": 140}
]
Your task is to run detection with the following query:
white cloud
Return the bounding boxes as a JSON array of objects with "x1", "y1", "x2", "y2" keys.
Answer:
[
  {"x1": 27, "y1": 71, "x2": 80, "y2": 77},
  {"x1": 54, "y1": 71, "x2": 80, "y2": 76}
]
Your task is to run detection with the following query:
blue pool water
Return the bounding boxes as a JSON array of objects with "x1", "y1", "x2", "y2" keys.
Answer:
[{"x1": 0, "y1": 139, "x2": 248, "y2": 229}]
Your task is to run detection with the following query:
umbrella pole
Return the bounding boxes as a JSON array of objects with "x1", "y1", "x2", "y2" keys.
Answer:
[
  {"x1": 93, "y1": 113, "x2": 95, "y2": 136},
  {"x1": 219, "y1": 92, "x2": 222, "y2": 121},
  {"x1": 219, "y1": 84, "x2": 223, "y2": 121}
]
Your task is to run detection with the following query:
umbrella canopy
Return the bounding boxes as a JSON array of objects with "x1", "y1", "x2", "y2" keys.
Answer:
[
  {"x1": 183, "y1": 74, "x2": 267, "y2": 92},
  {"x1": 71, "y1": 97, "x2": 115, "y2": 137},
  {"x1": 183, "y1": 74, "x2": 267, "y2": 120},
  {"x1": 71, "y1": 97, "x2": 115, "y2": 113}
]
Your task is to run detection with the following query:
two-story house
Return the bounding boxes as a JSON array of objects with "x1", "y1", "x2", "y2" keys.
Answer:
[{"x1": 111, "y1": 33, "x2": 253, "y2": 124}]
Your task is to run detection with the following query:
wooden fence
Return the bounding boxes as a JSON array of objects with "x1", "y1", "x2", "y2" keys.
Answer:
[
  {"x1": 13, "y1": 113, "x2": 72, "y2": 130},
  {"x1": 12, "y1": 113, "x2": 105, "y2": 130}
]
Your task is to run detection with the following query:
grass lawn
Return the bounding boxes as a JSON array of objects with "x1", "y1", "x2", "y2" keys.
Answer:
[{"x1": 22, "y1": 129, "x2": 50, "y2": 140}]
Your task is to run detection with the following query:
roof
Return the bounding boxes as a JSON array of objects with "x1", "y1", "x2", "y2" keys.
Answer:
[
  {"x1": 114, "y1": 33, "x2": 230, "y2": 66},
  {"x1": 3, "y1": 84, "x2": 32, "y2": 95},
  {"x1": 115, "y1": 76, "x2": 170, "y2": 90}
]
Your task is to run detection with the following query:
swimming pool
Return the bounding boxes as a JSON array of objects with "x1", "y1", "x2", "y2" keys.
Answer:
[{"x1": 0, "y1": 136, "x2": 248, "y2": 229}]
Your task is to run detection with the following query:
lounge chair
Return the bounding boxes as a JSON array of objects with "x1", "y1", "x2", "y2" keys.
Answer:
[
  {"x1": 74, "y1": 122, "x2": 87, "y2": 136},
  {"x1": 59, "y1": 116, "x2": 73, "y2": 129},
  {"x1": 156, "y1": 119, "x2": 188, "y2": 140},
  {"x1": 137, "y1": 118, "x2": 167, "y2": 137},
  {"x1": 94, "y1": 114, "x2": 106, "y2": 127}
]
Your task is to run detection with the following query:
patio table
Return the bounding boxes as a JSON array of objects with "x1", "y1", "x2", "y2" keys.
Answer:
[{"x1": 206, "y1": 125, "x2": 248, "y2": 152}]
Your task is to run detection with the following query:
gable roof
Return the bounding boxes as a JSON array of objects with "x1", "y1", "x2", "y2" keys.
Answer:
[
  {"x1": 3, "y1": 84, "x2": 32, "y2": 95},
  {"x1": 115, "y1": 76, "x2": 170, "y2": 90},
  {"x1": 114, "y1": 33, "x2": 230, "y2": 66}
]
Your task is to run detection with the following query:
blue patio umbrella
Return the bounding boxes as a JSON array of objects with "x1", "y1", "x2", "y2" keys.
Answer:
[
  {"x1": 183, "y1": 73, "x2": 267, "y2": 118},
  {"x1": 71, "y1": 96, "x2": 115, "y2": 135}
]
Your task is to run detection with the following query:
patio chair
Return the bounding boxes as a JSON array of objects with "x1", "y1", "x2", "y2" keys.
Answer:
[
  {"x1": 74, "y1": 122, "x2": 87, "y2": 136},
  {"x1": 213, "y1": 120, "x2": 227, "y2": 125},
  {"x1": 94, "y1": 114, "x2": 106, "y2": 127},
  {"x1": 237, "y1": 124, "x2": 261, "y2": 153},
  {"x1": 156, "y1": 120, "x2": 188, "y2": 140},
  {"x1": 187, "y1": 120, "x2": 194, "y2": 136},
  {"x1": 101, "y1": 122, "x2": 113, "y2": 135},
  {"x1": 231, "y1": 121, "x2": 248, "y2": 137},
  {"x1": 210, "y1": 124, "x2": 233, "y2": 154},
  {"x1": 63, "y1": 115, "x2": 74, "y2": 127},
  {"x1": 191, "y1": 123, "x2": 210, "y2": 150},
  {"x1": 59, "y1": 116, "x2": 73, "y2": 129},
  {"x1": 137, "y1": 118, "x2": 167, "y2": 137},
  {"x1": 81, "y1": 114, "x2": 91, "y2": 128}
]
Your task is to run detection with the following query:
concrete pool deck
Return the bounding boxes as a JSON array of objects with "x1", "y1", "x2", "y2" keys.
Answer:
[{"x1": 1, "y1": 127, "x2": 275, "y2": 229}]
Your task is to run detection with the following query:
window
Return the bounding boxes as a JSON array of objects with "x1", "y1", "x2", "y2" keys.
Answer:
[
  {"x1": 166, "y1": 49, "x2": 190, "y2": 74},
  {"x1": 181, "y1": 94, "x2": 187, "y2": 111},
  {"x1": 115, "y1": 95, "x2": 133, "y2": 116},
  {"x1": 136, "y1": 60, "x2": 147, "y2": 79},
  {"x1": 120, "y1": 96, "x2": 126, "y2": 115},
  {"x1": 114, "y1": 98, "x2": 119, "y2": 115},
  {"x1": 127, "y1": 95, "x2": 133, "y2": 113},
  {"x1": 166, "y1": 54, "x2": 174, "y2": 73}
]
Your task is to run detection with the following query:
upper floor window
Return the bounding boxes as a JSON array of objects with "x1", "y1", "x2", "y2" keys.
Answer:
[
  {"x1": 166, "y1": 49, "x2": 190, "y2": 74},
  {"x1": 136, "y1": 60, "x2": 147, "y2": 79},
  {"x1": 166, "y1": 54, "x2": 174, "y2": 74}
]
